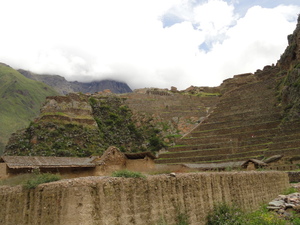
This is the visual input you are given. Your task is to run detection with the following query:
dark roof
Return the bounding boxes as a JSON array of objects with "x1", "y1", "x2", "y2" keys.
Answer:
[
  {"x1": 124, "y1": 152, "x2": 157, "y2": 160},
  {"x1": 242, "y1": 159, "x2": 267, "y2": 167},
  {"x1": 1, "y1": 156, "x2": 97, "y2": 169}
]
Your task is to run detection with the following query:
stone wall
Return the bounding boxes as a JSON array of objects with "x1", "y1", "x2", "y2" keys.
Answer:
[
  {"x1": 287, "y1": 171, "x2": 300, "y2": 183},
  {"x1": 126, "y1": 158, "x2": 155, "y2": 172},
  {"x1": 0, "y1": 163, "x2": 7, "y2": 179},
  {"x1": 0, "y1": 171, "x2": 289, "y2": 225}
]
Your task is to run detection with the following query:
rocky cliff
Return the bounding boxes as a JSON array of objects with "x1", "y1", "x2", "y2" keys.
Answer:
[
  {"x1": 0, "y1": 171, "x2": 289, "y2": 225},
  {"x1": 276, "y1": 15, "x2": 300, "y2": 121}
]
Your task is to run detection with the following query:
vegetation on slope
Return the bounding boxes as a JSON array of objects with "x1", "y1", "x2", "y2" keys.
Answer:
[
  {"x1": 90, "y1": 96, "x2": 166, "y2": 153},
  {"x1": 277, "y1": 64, "x2": 300, "y2": 121},
  {"x1": 0, "y1": 63, "x2": 59, "y2": 154},
  {"x1": 5, "y1": 122, "x2": 103, "y2": 157},
  {"x1": 5, "y1": 95, "x2": 166, "y2": 156},
  {"x1": 111, "y1": 170, "x2": 146, "y2": 178},
  {"x1": 277, "y1": 15, "x2": 300, "y2": 122}
]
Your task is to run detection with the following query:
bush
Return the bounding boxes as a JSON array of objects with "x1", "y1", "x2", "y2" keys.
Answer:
[
  {"x1": 206, "y1": 202, "x2": 245, "y2": 225},
  {"x1": 111, "y1": 170, "x2": 146, "y2": 178},
  {"x1": 206, "y1": 202, "x2": 291, "y2": 225},
  {"x1": 23, "y1": 173, "x2": 61, "y2": 189}
]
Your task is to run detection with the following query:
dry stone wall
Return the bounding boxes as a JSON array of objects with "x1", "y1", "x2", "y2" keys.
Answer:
[{"x1": 0, "y1": 171, "x2": 289, "y2": 225}]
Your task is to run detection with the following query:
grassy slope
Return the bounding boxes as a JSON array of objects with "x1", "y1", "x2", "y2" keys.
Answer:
[{"x1": 0, "y1": 64, "x2": 59, "y2": 154}]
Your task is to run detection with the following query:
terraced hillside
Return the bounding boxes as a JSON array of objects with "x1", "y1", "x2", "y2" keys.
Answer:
[
  {"x1": 156, "y1": 71, "x2": 283, "y2": 164},
  {"x1": 156, "y1": 16, "x2": 300, "y2": 167},
  {"x1": 123, "y1": 88, "x2": 220, "y2": 135}
]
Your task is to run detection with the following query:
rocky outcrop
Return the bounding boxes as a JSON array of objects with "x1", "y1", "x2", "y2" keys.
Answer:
[
  {"x1": 267, "y1": 191, "x2": 300, "y2": 219},
  {"x1": 0, "y1": 171, "x2": 289, "y2": 225},
  {"x1": 277, "y1": 15, "x2": 300, "y2": 70}
]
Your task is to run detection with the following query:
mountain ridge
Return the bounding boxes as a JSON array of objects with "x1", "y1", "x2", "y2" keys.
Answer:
[{"x1": 18, "y1": 69, "x2": 132, "y2": 95}]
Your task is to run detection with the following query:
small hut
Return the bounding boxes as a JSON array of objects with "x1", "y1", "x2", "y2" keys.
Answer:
[{"x1": 242, "y1": 159, "x2": 267, "y2": 170}]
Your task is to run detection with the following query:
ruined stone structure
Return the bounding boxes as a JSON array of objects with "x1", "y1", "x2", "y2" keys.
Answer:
[
  {"x1": 39, "y1": 93, "x2": 97, "y2": 126},
  {"x1": 0, "y1": 171, "x2": 289, "y2": 225}
]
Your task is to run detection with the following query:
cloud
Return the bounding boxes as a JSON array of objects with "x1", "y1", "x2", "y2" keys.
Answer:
[{"x1": 0, "y1": 0, "x2": 299, "y2": 90}]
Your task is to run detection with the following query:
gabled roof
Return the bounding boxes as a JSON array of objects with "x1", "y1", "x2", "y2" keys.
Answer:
[
  {"x1": 1, "y1": 156, "x2": 97, "y2": 169},
  {"x1": 124, "y1": 151, "x2": 157, "y2": 160},
  {"x1": 242, "y1": 159, "x2": 267, "y2": 167}
]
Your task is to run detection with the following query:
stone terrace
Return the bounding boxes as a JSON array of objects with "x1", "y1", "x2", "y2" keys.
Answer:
[
  {"x1": 122, "y1": 88, "x2": 220, "y2": 134},
  {"x1": 156, "y1": 73, "x2": 300, "y2": 166}
]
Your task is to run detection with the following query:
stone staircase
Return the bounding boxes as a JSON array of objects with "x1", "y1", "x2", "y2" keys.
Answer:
[{"x1": 156, "y1": 76, "x2": 296, "y2": 165}]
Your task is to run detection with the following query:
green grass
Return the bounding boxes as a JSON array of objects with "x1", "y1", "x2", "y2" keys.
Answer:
[
  {"x1": 0, "y1": 173, "x2": 34, "y2": 186},
  {"x1": 282, "y1": 187, "x2": 298, "y2": 195},
  {"x1": 111, "y1": 170, "x2": 146, "y2": 178},
  {"x1": 23, "y1": 173, "x2": 61, "y2": 189},
  {"x1": 0, "y1": 64, "x2": 59, "y2": 154},
  {"x1": 206, "y1": 202, "x2": 299, "y2": 225},
  {"x1": 0, "y1": 172, "x2": 61, "y2": 189}
]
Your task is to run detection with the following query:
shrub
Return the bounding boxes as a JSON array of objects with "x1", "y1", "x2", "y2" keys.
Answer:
[
  {"x1": 23, "y1": 173, "x2": 61, "y2": 189},
  {"x1": 111, "y1": 170, "x2": 146, "y2": 178},
  {"x1": 206, "y1": 202, "x2": 245, "y2": 225},
  {"x1": 206, "y1": 202, "x2": 290, "y2": 225}
]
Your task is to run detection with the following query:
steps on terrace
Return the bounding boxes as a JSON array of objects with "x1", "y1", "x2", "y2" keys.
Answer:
[{"x1": 156, "y1": 78, "x2": 290, "y2": 165}]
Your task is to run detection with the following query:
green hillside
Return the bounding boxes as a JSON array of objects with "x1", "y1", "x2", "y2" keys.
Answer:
[{"x1": 0, "y1": 63, "x2": 59, "y2": 154}]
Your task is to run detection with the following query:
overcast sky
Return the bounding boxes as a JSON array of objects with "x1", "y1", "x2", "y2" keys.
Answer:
[{"x1": 1, "y1": 0, "x2": 300, "y2": 90}]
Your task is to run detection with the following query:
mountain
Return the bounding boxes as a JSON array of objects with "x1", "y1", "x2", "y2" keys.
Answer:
[
  {"x1": 18, "y1": 69, "x2": 132, "y2": 95},
  {"x1": 6, "y1": 15, "x2": 300, "y2": 172},
  {"x1": 0, "y1": 63, "x2": 59, "y2": 154},
  {"x1": 70, "y1": 80, "x2": 132, "y2": 94}
]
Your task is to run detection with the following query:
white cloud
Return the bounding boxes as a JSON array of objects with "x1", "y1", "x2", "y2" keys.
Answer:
[
  {"x1": 0, "y1": 0, "x2": 299, "y2": 90},
  {"x1": 205, "y1": 5, "x2": 300, "y2": 83},
  {"x1": 193, "y1": 0, "x2": 237, "y2": 43}
]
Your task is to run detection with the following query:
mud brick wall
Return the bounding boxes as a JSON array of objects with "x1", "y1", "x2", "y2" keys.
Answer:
[{"x1": 0, "y1": 171, "x2": 289, "y2": 225}]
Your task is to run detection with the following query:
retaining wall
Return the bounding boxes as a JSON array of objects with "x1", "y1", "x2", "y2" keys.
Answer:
[{"x1": 0, "y1": 171, "x2": 289, "y2": 225}]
